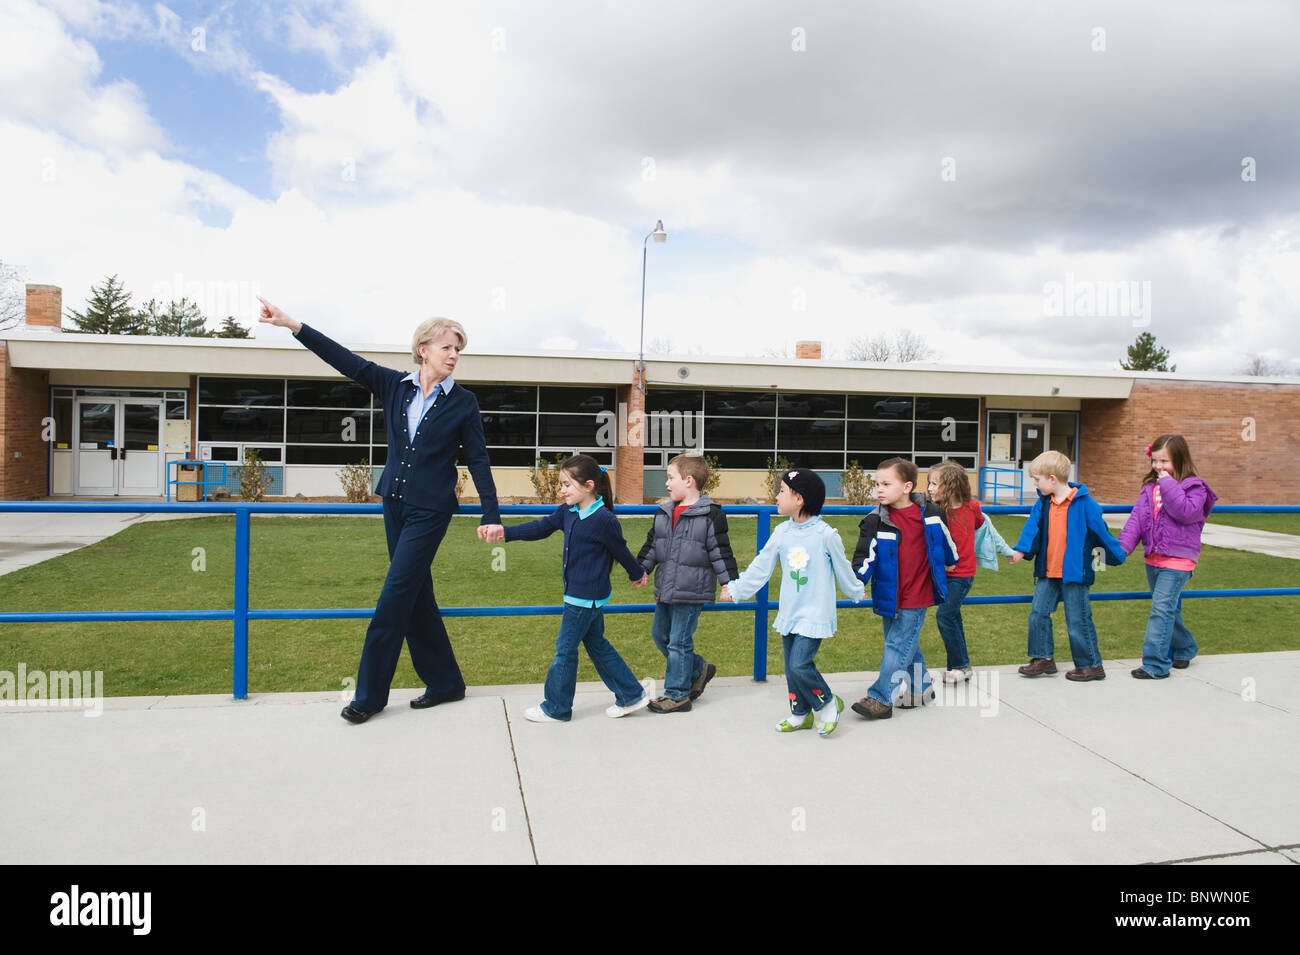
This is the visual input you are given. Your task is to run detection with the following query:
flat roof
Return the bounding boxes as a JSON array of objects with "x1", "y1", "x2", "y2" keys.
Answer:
[{"x1": 3, "y1": 324, "x2": 1293, "y2": 398}]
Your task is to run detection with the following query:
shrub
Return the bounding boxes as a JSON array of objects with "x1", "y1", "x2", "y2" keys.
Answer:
[
  {"x1": 529, "y1": 454, "x2": 566, "y2": 504},
  {"x1": 239, "y1": 447, "x2": 272, "y2": 502},
  {"x1": 840, "y1": 459, "x2": 877, "y2": 505},
  {"x1": 703, "y1": 454, "x2": 722, "y2": 496},
  {"x1": 338, "y1": 459, "x2": 375, "y2": 503},
  {"x1": 763, "y1": 455, "x2": 794, "y2": 504}
]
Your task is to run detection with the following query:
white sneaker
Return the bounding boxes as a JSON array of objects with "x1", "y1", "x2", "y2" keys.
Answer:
[
  {"x1": 605, "y1": 678, "x2": 655, "y2": 718},
  {"x1": 525, "y1": 705, "x2": 561, "y2": 723},
  {"x1": 944, "y1": 667, "x2": 973, "y2": 684}
]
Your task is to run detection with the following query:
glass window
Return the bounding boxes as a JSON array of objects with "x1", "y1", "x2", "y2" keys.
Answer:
[
  {"x1": 646, "y1": 389, "x2": 703, "y2": 413},
  {"x1": 539, "y1": 387, "x2": 616, "y2": 414},
  {"x1": 475, "y1": 386, "x2": 537, "y2": 412},
  {"x1": 538, "y1": 413, "x2": 607, "y2": 446},
  {"x1": 987, "y1": 411, "x2": 1016, "y2": 462},
  {"x1": 166, "y1": 400, "x2": 186, "y2": 419},
  {"x1": 847, "y1": 395, "x2": 912, "y2": 419},
  {"x1": 1050, "y1": 412, "x2": 1079, "y2": 459},
  {"x1": 198, "y1": 407, "x2": 284, "y2": 443},
  {"x1": 788, "y1": 451, "x2": 846, "y2": 470},
  {"x1": 52, "y1": 397, "x2": 72, "y2": 448},
  {"x1": 778, "y1": 418, "x2": 845, "y2": 451},
  {"x1": 708, "y1": 450, "x2": 777, "y2": 469},
  {"x1": 779, "y1": 393, "x2": 844, "y2": 418},
  {"x1": 703, "y1": 417, "x2": 774, "y2": 449},
  {"x1": 468, "y1": 447, "x2": 535, "y2": 467},
  {"x1": 914, "y1": 421, "x2": 979, "y2": 453},
  {"x1": 285, "y1": 445, "x2": 372, "y2": 465},
  {"x1": 916, "y1": 453, "x2": 977, "y2": 469},
  {"x1": 846, "y1": 420, "x2": 911, "y2": 451},
  {"x1": 915, "y1": 397, "x2": 980, "y2": 421},
  {"x1": 286, "y1": 379, "x2": 370, "y2": 408},
  {"x1": 286, "y1": 408, "x2": 372, "y2": 444},
  {"x1": 706, "y1": 391, "x2": 776, "y2": 417},
  {"x1": 198, "y1": 377, "x2": 284, "y2": 406},
  {"x1": 481, "y1": 413, "x2": 536, "y2": 446}
]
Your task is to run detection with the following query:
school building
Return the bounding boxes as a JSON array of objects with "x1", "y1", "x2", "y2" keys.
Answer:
[{"x1": 2, "y1": 284, "x2": 1296, "y2": 505}]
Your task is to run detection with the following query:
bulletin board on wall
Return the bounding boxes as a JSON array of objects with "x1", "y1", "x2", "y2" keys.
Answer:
[{"x1": 164, "y1": 419, "x2": 191, "y2": 454}]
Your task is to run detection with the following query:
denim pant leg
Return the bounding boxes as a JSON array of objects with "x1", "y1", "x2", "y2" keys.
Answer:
[
  {"x1": 788, "y1": 634, "x2": 833, "y2": 713},
  {"x1": 663, "y1": 604, "x2": 703, "y2": 700},
  {"x1": 935, "y1": 575, "x2": 974, "y2": 669},
  {"x1": 580, "y1": 608, "x2": 645, "y2": 707},
  {"x1": 353, "y1": 502, "x2": 455, "y2": 713},
  {"x1": 541, "y1": 604, "x2": 591, "y2": 720},
  {"x1": 869, "y1": 608, "x2": 929, "y2": 705},
  {"x1": 1062, "y1": 582, "x2": 1102, "y2": 669},
  {"x1": 1027, "y1": 578, "x2": 1061, "y2": 659},
  {"x1": 1142, "y1": 565, "x2": 1195, "y2": 677}
]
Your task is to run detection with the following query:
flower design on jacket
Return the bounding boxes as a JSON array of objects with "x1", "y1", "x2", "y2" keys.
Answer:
[{"x1": 787, "y1": 546, "x2": 810, "y2": 591}]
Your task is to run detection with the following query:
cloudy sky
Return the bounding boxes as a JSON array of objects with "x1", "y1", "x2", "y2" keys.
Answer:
[{"x1": 2, "y1": 0, "x2": 1298, "y2": 375}]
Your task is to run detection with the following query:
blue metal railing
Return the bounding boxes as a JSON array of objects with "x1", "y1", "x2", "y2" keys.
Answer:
[
  {"x1": 979, "y1": 466, "x2": 1025, "y2": 505},
  {"x1": 1, "y1": 501, "x2": 1298, "y2": 699}
]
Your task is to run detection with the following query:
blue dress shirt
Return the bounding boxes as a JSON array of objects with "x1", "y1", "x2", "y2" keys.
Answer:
[{"x1": 402, "y1": 372, "x2": 454, "y2": 443}]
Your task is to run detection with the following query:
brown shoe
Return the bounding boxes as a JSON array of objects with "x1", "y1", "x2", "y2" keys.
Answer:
[
  {"x1": 647, "y1": 695, "x2": 692, "y2": 713},
  {"x1": 1018, "y1": 657, "x2": 1058, "y2": 677},
  {"x1": 851, "y1": 696, "x2": 892, "y2": 720},
  {"x1": 1065, "y1": 665, "x2": 1106, "y2": 682}
]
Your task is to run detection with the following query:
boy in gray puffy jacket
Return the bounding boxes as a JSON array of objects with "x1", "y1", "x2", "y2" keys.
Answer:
[{"x1": 637, "y1": 454, "x2": 738, "y2": 712}]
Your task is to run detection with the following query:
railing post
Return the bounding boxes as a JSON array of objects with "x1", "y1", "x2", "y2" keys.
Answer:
[
  {"x1": 233, "y1": 506, "x2": 250, "y2": 699},
  {"x1": 752, "y1": 505, "x2": 773, "y2": 681}
]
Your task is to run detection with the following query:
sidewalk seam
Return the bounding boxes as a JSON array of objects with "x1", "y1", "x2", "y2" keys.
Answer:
[
  {"x1": 996, "y1": 697, "x2": 1274, "y2": 857},
  {"x1": 501, "y1": 697, "x2": 539, "y2": 865},
  {"x1": 1151, "y1": 842, "x2": 1300, "y2": 865}
]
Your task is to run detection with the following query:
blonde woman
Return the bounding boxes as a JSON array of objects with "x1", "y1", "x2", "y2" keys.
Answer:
[{"x1": 258, "y1": 297, "x2": 503, "y2": 724}]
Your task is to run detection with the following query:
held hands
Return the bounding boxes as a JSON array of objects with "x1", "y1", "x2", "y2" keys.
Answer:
[
  {"x1": 632, "y1": 573, "x2": 649, "y2": 588},
  {"x1": 1008, "y1": 550, "x2": 1024, "y2": 565},
  {"x1": 477, "y1": 524, "x2": 505, "y2": 543},
  {"x1": 720, "y1": 583, "x2": 733, "y2": 603},
  {"x1": 256, "y1": 296, "x2": 301, "y2": 334}
]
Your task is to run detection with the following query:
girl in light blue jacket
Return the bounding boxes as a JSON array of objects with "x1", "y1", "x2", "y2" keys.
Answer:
[{"x1": 723, "y1": 469, "x2": 864, "y2": 737}]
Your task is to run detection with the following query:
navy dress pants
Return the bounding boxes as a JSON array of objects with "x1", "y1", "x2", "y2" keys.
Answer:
[{"x1": 352, "y1": 499, "x2": 463, "y2": 713}]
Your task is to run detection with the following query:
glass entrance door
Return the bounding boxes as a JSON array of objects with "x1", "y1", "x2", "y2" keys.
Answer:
[
  {"x1": 1018, "y1": 417, "x2": 1048, "y2": 487},
  {"x1": 74, "y1": 398, "x2": 164, "y2": 496}
]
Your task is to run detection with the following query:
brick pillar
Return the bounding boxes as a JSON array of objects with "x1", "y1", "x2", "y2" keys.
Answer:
[
  {"x1": 615, "y1": 370, "x2": 645, "y2": 504},
  {"x1": 25, "y1": 284, "x2": 62, "y2": 328},
  {"x1": 795, "y1": 341, "x2": 822, "y2": 359},
  {"x1": 0, "y1": 343, "x2": 51, "y2": 499}
]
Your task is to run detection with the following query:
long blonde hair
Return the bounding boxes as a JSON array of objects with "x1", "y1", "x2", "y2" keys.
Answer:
[{"x1": 928, "y1": 461, "x2": 971, "y2": 510}]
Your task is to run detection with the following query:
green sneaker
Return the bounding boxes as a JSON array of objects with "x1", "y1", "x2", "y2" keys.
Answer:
[
  {"x1": 775, "y1": 712, "x2": 814, "y2": 733},
  {"x1": 816, "y1": 695, "x2": 843, "y2": 737}
]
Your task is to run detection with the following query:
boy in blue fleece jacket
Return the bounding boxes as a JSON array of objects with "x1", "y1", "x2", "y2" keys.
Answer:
[{"x1": 1010, "y1": 451, "x2": 1126, "y2": 681}]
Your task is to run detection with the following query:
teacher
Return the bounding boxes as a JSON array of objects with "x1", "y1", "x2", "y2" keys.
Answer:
[{"x1": 258, "y1": 297, "x2": 505, "y2": 724}]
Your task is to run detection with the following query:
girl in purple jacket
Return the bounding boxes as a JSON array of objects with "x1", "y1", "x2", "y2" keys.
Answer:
[{"x1": 1118, "y1": 435, "x2": 1218, "y2": 679}]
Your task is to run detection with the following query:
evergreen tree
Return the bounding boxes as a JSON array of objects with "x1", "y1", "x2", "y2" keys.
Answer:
[
  {"x1": 213, "y1": 315, "x2": 252, "y2": 339},
  {"x1": 65, "y1": 274, "x2": 148, "y2": 334},
  {"x1": 1120, "y1": 331, "x2": 1176, "y2": 372},
  {"x1": 140, "y1": 296, "x2": 209, "y2": 336}
]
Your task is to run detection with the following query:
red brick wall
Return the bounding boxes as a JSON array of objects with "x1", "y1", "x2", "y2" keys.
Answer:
[
  {"x1": 0, "y1": 343, "x2": 51, "y2": 499},
  {"x1": 615, "y1": 375, "x2": 645, "y2": 504},
  {"x1": 25, "y1": 285, "x2": 62, "y2": 328},
  {"x1": 1081, "y1": 378, "x2": 1299, "y2": 504}
]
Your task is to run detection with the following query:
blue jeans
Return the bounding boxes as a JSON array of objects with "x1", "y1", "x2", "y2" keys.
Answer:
[
  {"x1": 1141, "y1": 564, "x2": 1197, "y2": 677},
  {"x1": 352, "y1": 500, "x2": 461, "y2": 713},
  {"x1": 782, "y1": 633, "x2": 833, "y2": 717},
  {"x1": 936, "y1": 575, "x2": 974, "y2": 670},
  {"x1": 541, "y1": 604, "x2": 644, "y2": 720},
  {"x1": 868, "y1": 607, "x2": 931, "y2": 705},
  {"x1": 651, "y1": 602, "x2": 704, "y2": 701},
  {"x1": 1027, "y1": 578, "x2": 1102, "y2": 669}
]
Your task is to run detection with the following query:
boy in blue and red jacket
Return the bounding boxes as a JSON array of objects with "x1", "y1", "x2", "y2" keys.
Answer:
[
  {"x1": 850, "y1": 458, "x2": 958, "y2": 720},
  {"x1": 1010, "y1": 451, "x2": 1126, "y2": 681}
]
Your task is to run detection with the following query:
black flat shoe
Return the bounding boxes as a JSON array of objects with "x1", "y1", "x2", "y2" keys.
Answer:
[
  {"x1": 410, "y1": 689, "x2": 466, "y2": 709},
  {"x1": 1171, "y1": 659, "x2": 1190, "y2": 669},
  {"x1": 1130, "y1": 668, "x2": 1154, "y2": 680},
  {"x1": 341, "y1": 705, "x2": 375, "y2": 723}
]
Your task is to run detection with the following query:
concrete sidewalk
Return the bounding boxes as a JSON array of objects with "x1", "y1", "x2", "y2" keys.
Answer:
[
  {"x1": 0, "y1": 508, "x2": 214, "y2": 577},
  {"x1": 3, "y1": 652, "x2": 1297, "y2": 865}
]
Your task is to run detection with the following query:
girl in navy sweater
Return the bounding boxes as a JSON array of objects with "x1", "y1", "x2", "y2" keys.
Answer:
[{"x1": 498, "y1": 455, "x2": 653, "y2": 722}]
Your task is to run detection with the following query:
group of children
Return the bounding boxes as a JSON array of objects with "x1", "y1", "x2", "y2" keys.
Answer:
[{"x1": 495, "y1": 434, "x2": 1217, "y2": 731}]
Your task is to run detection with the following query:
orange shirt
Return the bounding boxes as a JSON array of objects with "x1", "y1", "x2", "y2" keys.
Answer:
[{"x1": 1045, "y1": 487, "x2": 1077, "y2": 578}]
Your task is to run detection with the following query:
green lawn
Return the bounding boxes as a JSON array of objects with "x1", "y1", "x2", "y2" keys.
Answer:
[
  {"x1": 2, "y1": 513, "x2": 1298, "y2": 698},
  {"x1": 1203, "y1": 513, "x2": 1300, "y2": 536}
]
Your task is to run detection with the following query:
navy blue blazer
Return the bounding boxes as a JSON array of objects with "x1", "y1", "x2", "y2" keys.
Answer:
[{"x1": 293, "y1": 323, "x2": 501, "y2": 524}]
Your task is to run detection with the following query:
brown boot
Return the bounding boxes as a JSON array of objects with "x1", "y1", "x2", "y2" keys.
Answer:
[
  {"x1": 1018, "y1": 657, "x2": 1058, "y2": 677},
  {"x1": 1065, "y1": 665, "x2": 1106, "y2": 682},
  {"x1": 851, "y1": 696, "x2": 892, "y2": 720}
]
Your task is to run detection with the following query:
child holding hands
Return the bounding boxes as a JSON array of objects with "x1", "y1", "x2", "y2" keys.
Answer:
[
  {"x1": 722, "y1": 468, "x2": 864, "y2": 736},
  {"x1": 490, "y1": 454, "x2": 653, "y2": 722}
]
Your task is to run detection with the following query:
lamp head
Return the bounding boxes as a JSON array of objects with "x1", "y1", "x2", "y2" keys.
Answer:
[{"x1": 651, "y1": 220, "x2": 667, "y2": 243}]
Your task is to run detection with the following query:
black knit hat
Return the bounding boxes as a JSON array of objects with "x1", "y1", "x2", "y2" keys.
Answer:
[{"x1": 781, "y1": 467, "x2": 825, "y2": 516}]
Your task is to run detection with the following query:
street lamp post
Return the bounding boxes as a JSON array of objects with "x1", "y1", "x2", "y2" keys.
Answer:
[{"x1": 638, "y1": 219, "x2": 667, "y2": 392}]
